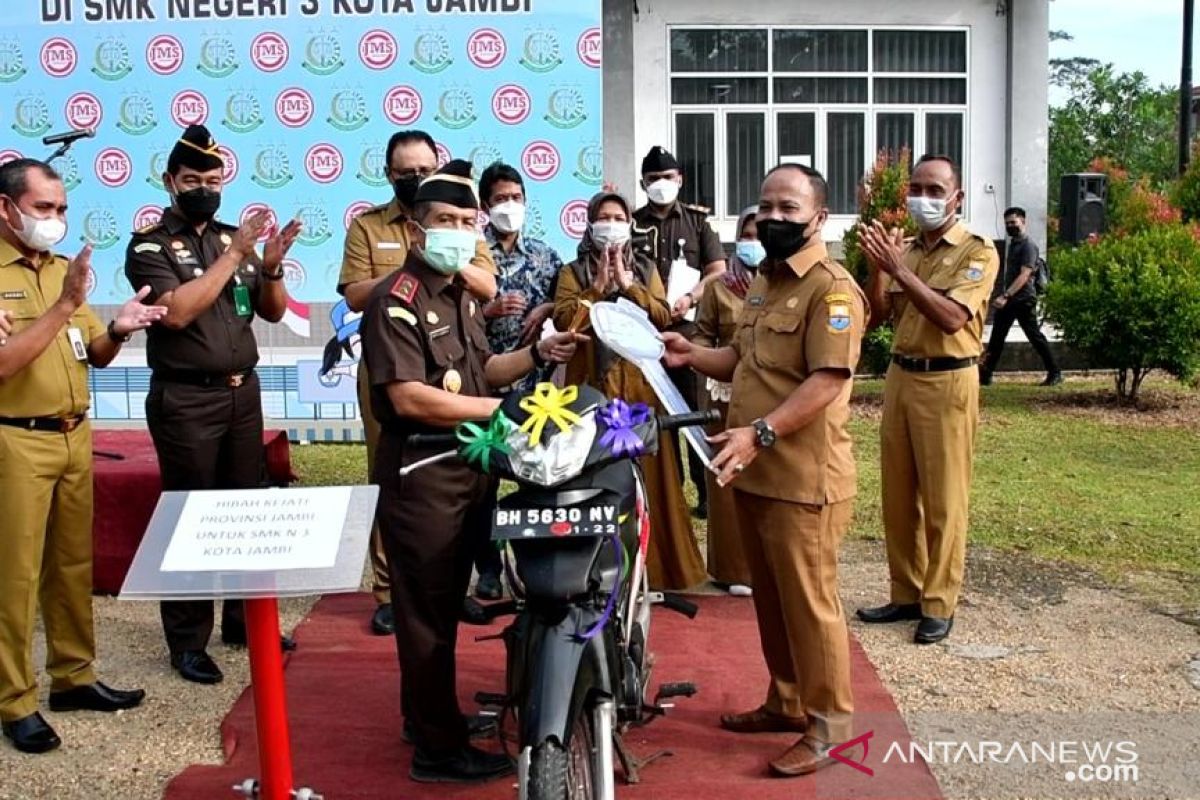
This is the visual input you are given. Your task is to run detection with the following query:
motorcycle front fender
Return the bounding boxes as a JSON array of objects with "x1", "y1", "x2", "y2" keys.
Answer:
[{"x1": 519, "y1": 606, "x2": 612, "y2": 748}]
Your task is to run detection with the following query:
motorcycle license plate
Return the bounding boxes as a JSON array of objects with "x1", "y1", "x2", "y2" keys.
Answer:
[{"x1": 492, "y1": 505, "x2": 620, "y2": 540}]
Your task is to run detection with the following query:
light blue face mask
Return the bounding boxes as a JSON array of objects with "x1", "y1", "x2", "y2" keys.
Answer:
[
  {"x1": 735, "y1": 240, "x2": 766, "y2": 269},
  {"x1": 417, "y1": 226, "x2": 476, "y2": 275}
]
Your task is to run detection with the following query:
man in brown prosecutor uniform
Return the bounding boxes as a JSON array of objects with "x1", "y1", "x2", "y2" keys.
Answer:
[
  {"x1": 0, "y1": 158, "x2": 161, "y2": 753},
  {"x1": 360, "y1": 160, "x2": 581, "y2": 783},
  {"x1": 857, "y1": 154, "x2": 999, "y2": 645},
  {"x1": 338, "y1": 129, "x2": 497, "y2": 636},
  {"x1": 662, "y1": 163, "x2": 866, "y2": 777},
  {"x1": 125, "y1": 125, "x2": 302, "y2": 684}
]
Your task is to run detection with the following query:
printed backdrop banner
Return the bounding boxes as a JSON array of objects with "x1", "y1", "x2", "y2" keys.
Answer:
[{"x1": 0, "y1": 1, "x2": 603, "y2": 310}]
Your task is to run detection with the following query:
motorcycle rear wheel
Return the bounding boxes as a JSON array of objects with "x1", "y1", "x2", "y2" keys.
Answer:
[{"x1": 528, "y1": 710, "x2": 595, "y2": 800}]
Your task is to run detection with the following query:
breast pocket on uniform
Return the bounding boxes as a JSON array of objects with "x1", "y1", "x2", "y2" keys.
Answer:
[
  {"x1": 3, "y1": 302, "x2": 41, "y2": 332},
  {"x1": 752, "y1": 311, "x2": 805, "y2": 370},
  {"x1": 429, "y1": 332, "x2": 466, "y2": 393},
  {"x1": 373, "y1": 249, "x2": 406, "y2": 276}
]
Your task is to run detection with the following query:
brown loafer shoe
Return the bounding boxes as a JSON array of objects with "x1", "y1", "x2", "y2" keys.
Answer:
[
  {"x1": 719, "y1": 706, "x2": 808, "y2": 734},
  {"x1": 769, "y1": 736, "x2": 862, "y2": 777}
]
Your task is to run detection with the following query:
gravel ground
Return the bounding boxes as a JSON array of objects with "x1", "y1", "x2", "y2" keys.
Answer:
[{"x1": 1, "y1": 542, "x2": 1198, "y2": 800}]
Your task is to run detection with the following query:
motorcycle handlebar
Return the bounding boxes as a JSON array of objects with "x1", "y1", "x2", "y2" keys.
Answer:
[
  {"x1": 406, "y1": 432, "x2": 460, "y2": 448},
  {"x1": 657, "y1": 409, "x2": 721, "y2": 431}
]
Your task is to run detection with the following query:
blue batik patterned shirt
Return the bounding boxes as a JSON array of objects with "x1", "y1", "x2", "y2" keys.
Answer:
[{"x1": 484, "y1": 224, "x2": 564, "y2": 394}]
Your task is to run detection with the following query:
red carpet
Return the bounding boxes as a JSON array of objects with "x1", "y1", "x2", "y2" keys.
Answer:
[{"x1": 164, "y1": 593, "x2": 941, "y2": 800}]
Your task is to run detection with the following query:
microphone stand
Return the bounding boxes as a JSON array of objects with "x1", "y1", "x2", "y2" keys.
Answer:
[{"x1": 47, "y1": 137, "x2": 82, "y2": 165}]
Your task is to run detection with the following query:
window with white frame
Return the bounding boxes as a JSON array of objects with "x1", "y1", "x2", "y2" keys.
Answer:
[{"x1": 669, "y1": 27, "x2": 968, "y2": 220}]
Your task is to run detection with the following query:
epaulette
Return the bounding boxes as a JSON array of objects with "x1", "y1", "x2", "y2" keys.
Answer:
[
  {"x1": 363, "y1": 202, "x2": 391, "y2": 215},
  {"x1": 133, "y1": 222, "x2": 162, "y2": 236},
  {"x1": 213, "y1": 219, "x2": 239, "y2": 231},
  {"x1": 682, "y1": 202, "x2": 712, "y2": 215},
  {"x1": 389, "y1": 271, "x2": 419, "y2": 305}
]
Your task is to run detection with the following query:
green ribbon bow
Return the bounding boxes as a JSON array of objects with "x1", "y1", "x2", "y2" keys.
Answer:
[{"x1": 456, "y1": 411, "x2": 513, "y2": 472}]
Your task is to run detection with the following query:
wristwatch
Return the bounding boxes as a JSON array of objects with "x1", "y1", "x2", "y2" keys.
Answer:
[
  {"x1": 106, "y1": 320, "x2": 132, "y2": 344},
  {"x1": 752, "y1": 418, "x2": 777, "y2": 448},
  {"x1": 263, "y1": 267, "x2": 285, "y2": 281}
]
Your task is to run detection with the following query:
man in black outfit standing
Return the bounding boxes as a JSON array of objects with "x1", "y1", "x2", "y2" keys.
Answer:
[{"x1": 979, "y1": 207, "x2": 1061, "y2": 386}]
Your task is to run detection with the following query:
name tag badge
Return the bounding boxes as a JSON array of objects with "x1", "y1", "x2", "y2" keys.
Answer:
[
  {"x1": 376, "y1": 242, "x2": 405, "y2": 250},
  {"x1": 233, "y1": 284, "x2": 253, "y2": 317},
  {"x1": 67, "y1": 327, "x2": 88, "y2": 361}
]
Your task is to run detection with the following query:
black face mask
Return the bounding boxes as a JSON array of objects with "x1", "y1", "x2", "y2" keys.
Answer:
[
  {"x1": 1005, "y1": 224, "x2": 1022, "y2": 238},
  {"x1": 393, "y1": 175, "x2": 421, "y2": 209},
  {"x1": 757, "y1": 216, "x2": 815, "y2": 261},
  {"x1": 173, "y1": 186, "x2": 221, "y2": 223}
]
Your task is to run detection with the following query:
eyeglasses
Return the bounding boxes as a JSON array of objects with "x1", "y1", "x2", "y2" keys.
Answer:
[{"x1": 392, "y1": 168, "x2": 435, "y2": 181}]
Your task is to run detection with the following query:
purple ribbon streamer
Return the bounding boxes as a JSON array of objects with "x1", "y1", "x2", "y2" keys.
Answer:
[
  {"x1": 576, "y1": 535, "x2": 623, "y2": 642},
  {"x1": 597, "y1": 399, "x2": 651, "y2": 459}
]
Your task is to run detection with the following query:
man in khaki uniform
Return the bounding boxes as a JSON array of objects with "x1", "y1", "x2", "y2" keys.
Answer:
[
  {"x1": 337, "y1": 130, "x2": 497, "y2": 635},
  {"x1": 857, "y1": 154, "x2": 999, "y2": 645},
  {"x1": 0, "y1": 158, "x2": 164, "y2": 753},
  {"x1": 663, "y1": 163, "x2": 866, "y2": 777}
]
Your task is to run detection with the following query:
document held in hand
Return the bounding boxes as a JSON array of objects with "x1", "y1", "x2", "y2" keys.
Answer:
[{"x1": 665, "y1": 258, "x2": 701, "y2": 322}]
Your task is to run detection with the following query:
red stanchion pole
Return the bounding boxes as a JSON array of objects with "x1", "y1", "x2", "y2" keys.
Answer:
[{"x1": 244, "y1": 597, "x2": 295, "y2": 800}]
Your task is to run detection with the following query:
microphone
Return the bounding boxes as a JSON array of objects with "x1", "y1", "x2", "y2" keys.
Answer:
[{"x1": 43, "y1": 128, "x2": 95, "y2": 146}]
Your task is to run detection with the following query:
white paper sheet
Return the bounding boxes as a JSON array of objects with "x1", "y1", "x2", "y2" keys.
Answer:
[{"x1": 665, "y1": 258, "x2": 701, "y2": 322}]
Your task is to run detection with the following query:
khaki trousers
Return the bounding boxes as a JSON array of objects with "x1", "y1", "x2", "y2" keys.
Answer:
[
  {"x1": 733, "y1": 492, "x2": 854, "y2": 745},
  {"x1": 0, "y1": 424, "x2": 97, "y2": 722},
  {"x1": 880, "y1": 363, "x2": 979, "y2": 618},
  {"x1": 358, "y1": 364, "x2": 391, "y2": 604}
]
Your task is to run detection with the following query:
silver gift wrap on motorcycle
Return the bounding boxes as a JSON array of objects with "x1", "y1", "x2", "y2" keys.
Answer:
[{"x1": 506, "y1": 411, "x2": 600, "y2": 488}]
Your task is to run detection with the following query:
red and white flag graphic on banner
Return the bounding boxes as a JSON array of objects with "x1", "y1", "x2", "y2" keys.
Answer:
[{"x1": 282, "y1": 297, "x2": 311, "y2": 338}]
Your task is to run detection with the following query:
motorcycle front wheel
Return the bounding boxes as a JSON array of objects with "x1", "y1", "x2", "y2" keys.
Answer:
[{"x1": 528, "y1": 708, "x2": 595, "y2": 800}]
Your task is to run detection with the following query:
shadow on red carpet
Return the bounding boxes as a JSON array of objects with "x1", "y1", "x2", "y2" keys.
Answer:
[{"x1": 163, "y1": 593, "x2": 941, "y2": 800}]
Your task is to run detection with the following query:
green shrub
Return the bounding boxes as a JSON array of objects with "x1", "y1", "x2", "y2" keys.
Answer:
[
  {"x1": 1170, "y1": 142, "x2": 1200, "y2": 222},
  {"x1": 857, "y1": 325, "x2": 895, "y2": 376},
  {"x1": 1044, "y1": 225, "x2": 1200, "y2": 403}
]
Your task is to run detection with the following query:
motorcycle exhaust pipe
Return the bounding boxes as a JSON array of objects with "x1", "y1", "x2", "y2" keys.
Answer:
[
  {"x1": 593, "y1": 699, "x2": 616, "y2": 800},
  {"x1": 517, "y1": 745, "x2": 532, "y2": 800}
]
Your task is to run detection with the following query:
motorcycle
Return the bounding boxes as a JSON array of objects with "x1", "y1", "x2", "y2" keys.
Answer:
[{"x1": 406, "y1": 382, "x2": 715, "y2": 800}]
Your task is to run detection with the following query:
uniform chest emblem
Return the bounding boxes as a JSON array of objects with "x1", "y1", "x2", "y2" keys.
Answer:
[
  {"x1": 220, "y1": 233, "x2": 232, "y2": 246},
  {"x1": 426, "y1": 310, "x2": 440, "y2": 325},
  {"x1": 443, "y1": 369, "x2": 463, "y2": 394},
  {"x1": 942, "y1": 257, "x2": 952, "y2": 266},
  {"x1": 192, "y1": 268, "x2": 204, "y2": 277},
  {"x1": 171, "y1": 240, "x2": 184, "y2": 250},
  {"x1": 748, "y1": 295, "x2": 765, "y2": 307},
  {"x1": 786, "y1": 297, "x2": 799, "y2": 309},
  {"x1": 964, "y1": 262, "x2": 984, "y2": 281}
]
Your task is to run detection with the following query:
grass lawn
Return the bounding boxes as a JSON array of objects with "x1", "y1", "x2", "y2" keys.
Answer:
[{"x1": 288, "y1": 374, "x2": 1200, "y2": 609}]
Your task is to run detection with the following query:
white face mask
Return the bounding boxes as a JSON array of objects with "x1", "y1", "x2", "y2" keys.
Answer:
[
  {"x1": 591, "y1": 220, "x2": 631, "y2": 248},
  {"x1": 646, "y1": 178, "x2": 680, "y2": 206},
  {"x1": 6, "y1": 201, "x2": 67, "y2": 252},
  {"x1": 488, "y1": 201, "x2": 525, "y2": 235},
  {"x1": 906, "y1": 196, "x2": 953, "y2": 232}
]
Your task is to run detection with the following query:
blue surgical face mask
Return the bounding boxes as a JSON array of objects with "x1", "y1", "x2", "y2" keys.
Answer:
[
  {"x1": 417, "y1": 225, "x2": 476, "y2": 275},
  {"x1": 735, "y1": 240, "x2": 766, "y2": 269}
]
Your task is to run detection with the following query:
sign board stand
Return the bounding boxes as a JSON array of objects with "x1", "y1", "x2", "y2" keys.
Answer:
[{"x1": 120, "y1": 485, "x2": 378, "y2": 800}]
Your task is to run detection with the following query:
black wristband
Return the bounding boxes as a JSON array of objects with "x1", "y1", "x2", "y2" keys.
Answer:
[
  {"x1": 529, "y1": 342, "x2": 547, "y2": 368},
  {"x1": 107, "y1": 320, "x2": 132, "y2": 344},
  {"x1": 264, "y1": 269, "x2": 285, "y2": 281}
]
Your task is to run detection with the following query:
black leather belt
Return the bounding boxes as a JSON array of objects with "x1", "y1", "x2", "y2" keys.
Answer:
[
  {"x1": 154, "y1": 368, "x2": 254, "y2": 388},
  {"x1": 0, "y1": 414, "x2": 86, "y2": 433},
  {"x1": 891, "y1": 355, "x2": 978, "y2": 373}
]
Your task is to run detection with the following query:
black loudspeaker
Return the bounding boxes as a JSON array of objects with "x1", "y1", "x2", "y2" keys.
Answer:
[{"x1": 1059, "y1": 173, "x2": 1107, "y2": 244}]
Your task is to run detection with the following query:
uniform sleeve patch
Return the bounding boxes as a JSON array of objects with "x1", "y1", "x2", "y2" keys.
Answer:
[
  {"x1": 964, "y1": 262, "x2": 985, "y2": 281},
  {"x1": 824, "y1": 292, "x2": 853, "y2": 305},
  {"x1": 134, "y1": 242, "x2": 163, "y2": 254},
  {"x1": 387, "y1": 306, "x2": 417, "y2": 326},
  {"x1": 827, "y1": 304, "x2": 852, "y2": 333},
  {"x1": 390, "y1": 273, "x2": 419, "y2": 304}
]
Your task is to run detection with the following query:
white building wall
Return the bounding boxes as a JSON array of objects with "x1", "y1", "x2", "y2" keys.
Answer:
[{"x1": 603, "y1": 0, "x2": 1045, "y2": 244}]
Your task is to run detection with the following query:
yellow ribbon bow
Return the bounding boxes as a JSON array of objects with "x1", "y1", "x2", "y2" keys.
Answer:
[{"x1": 518, "y1": 383, "x2": 582, "y2": 447}]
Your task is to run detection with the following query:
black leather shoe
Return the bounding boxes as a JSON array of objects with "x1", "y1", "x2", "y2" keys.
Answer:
[
  {"x1": 691, "y1": 500, "x2": 708, "y2": 520},
  {"x1": 49, "y1": 681, "x2": 145, "y2": 713},
  {"x1": 856, "y1": 603, "x2": 922, "y2": 624},
  {"x1": 474, "y1": 573, "x2": 503, "y2": 601},
  {"x1": 371, "y1": 603, "x2": 395, "y2": 636},
  {"x1": 461, "y1": 597, "x2": 491, "y2": 626},
  {"x1": 410, "y1": 744, "x2": 513, "y2": 783},
  {"x1": 915, "y1": 615, "x2": 954, "y2": 644},
  {"x1": 172, "y1": 650, "x2": 224, "y2": 684},
  {"x1": 402, "y1": 713, "x2": 498, "y2": 745},
  {"x1": 2, "y1": 712, "x2": 61, "y2": 754},
  {"x1": 1040, "y1": 372, "x2": 1063, "y2": 387},
  {"x1": 222, "y1": 629, "x2": 296, "y2": 653}
]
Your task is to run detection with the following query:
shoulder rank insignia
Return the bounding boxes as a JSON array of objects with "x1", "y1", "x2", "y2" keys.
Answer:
[
  {"x1": 135, "y1": 222, "x2": 161, "y2": 235},
  {"x1": 390, "y1": 272, "x2": 419, "y2": 304},
  {"x1": 134, "y1": 242, "x2": 163, "y2": 254},
  {"x1": 388, "y1": 306, "x2": 417, "y2": 326},
  {"x1": 682, "y1": 202, "x2": 712, "y2": 215}
]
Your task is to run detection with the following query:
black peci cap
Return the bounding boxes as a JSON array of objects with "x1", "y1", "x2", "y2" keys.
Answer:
[{"x1": 413, "y1": 158, "x2": 479, "y2": 210}]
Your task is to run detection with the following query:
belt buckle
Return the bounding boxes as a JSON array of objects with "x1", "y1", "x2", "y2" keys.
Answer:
[
  {"x1": 59, "y1": 416, "x2": 79, "y2": 433},
  {"x1": 228, "y1": 373, "x2": 244, "y2": 388}
]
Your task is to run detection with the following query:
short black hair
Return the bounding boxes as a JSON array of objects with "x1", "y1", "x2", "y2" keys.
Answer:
[
  {"x1": 765, "y1": 162, "x2": 828, "y2": 207},
  {"x1": 0, "y1": 158, "x2": 61, "y2": 202},
  {"x1": 478, "y1": 161, "x2": 524, "y2": 205},
  {"x1": 385, "y1": 130, "x2": 437, "y2": 168},
  {"x1": 1003, "y1": 206, "x2": 1026, "y2": 219},
  {"x1": 915, "y1": 154, "x2": 962, "y2": 189}
]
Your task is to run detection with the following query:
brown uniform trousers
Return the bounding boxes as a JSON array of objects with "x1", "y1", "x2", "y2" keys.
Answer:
[
  {"x1": 339, "y1": 199, "x2": 495, "y2": 604},
  {"x1": 880, "y1": 223, "x2": 998, "y2": 618},
  {"x1": 693, "y1": 279, "x2": 751, "y2": 586},
  {"x1": 0, "y1": 244, "x2": 106, "y2": 722},
  {"x1": 725, "y1": 243, "x2": 866, "y2": 745}
]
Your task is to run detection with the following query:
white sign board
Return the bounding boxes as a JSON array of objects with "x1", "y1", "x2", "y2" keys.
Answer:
[{"x1": 159, "y1": 487, "x2": 351, "y2": 573}]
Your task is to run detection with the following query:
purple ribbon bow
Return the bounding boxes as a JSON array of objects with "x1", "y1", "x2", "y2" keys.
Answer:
[{"x1": 597, "y1": 399, "x2": 651, "y2": 458}]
